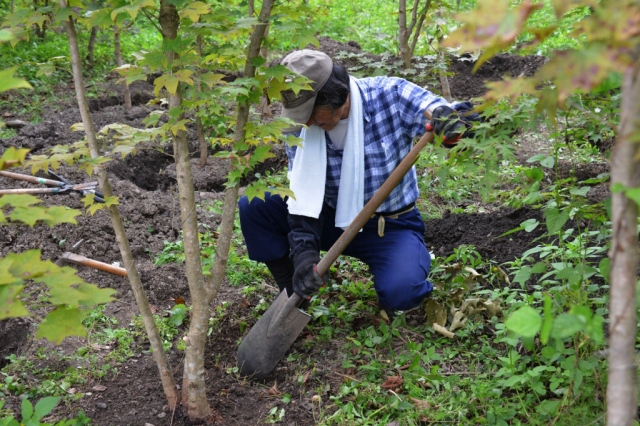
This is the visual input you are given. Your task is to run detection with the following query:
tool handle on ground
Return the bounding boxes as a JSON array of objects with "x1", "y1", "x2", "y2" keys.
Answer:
[
  {"x1": 316, "y1": 129, "x2": 435, "y2": 277},
  {"x1": 0, "y1": 170, "x2": 66, "y2": 188},
  {"x1": 60, "y1": 253, "x2": 128, "y2": 277},
  {"x1": 0, "y1": 187, "x2": 68, "y2": 195}
]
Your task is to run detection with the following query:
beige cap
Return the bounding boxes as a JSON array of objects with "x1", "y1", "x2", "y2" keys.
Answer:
[{"x1": 280, "y1": 50, "x2": 333, "y2": 131}]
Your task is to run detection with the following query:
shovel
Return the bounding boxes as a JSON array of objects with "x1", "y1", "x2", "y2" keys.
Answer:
[{"x1": 236, "y1": 126, "x2": 435, "y2": 380}]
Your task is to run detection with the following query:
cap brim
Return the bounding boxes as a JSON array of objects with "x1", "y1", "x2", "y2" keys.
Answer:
[{"x1": 281, "y1": 93, "x2": 317, "y2": 133}]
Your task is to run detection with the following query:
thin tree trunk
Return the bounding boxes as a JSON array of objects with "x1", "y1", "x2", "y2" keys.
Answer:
[
  {"x1": 158, "y1": 0, "x2": 211, "y2": 420},
  {"x1": 11, "y1": 0, "x2": 14, "y2": 13},
  {"x1": 206, "y1": 0, "x2": 275, "y2": 303},
  {"x1": 438, "y1": 46, "x2": 452, "y2": 102},
  {"x1": 607, "y1": 53, "x2": 640, "y2": 426},
  {"x1": 398, "y1": 0, "x2": 411, "y2": 70},
  {"x1": 114, "y1": 25, "x2": 132, "y2": 111},
  {"x1": 87, "y1": 26, "x2": 98, "y2": 69},
  {"x1": 195, "y1": 34, "x2": 207, "y2": 168},
  {"x1": 59, "y1": 0, "x2": 179, "y2": 410}
]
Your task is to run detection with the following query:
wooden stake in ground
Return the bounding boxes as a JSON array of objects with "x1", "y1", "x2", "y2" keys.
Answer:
[
  {"x1": 58, "y1": 0, "x2": 179, "y2": 410},
  {"x1": 607, "y1": 51, "x2": 640, "y2": 426}
]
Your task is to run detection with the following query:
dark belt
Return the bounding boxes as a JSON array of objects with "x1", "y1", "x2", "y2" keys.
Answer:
[{"x1": 372, "y1": 202, "x2": 416, "y2": 237}]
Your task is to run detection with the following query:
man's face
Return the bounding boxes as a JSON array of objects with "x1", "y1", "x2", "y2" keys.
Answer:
[{"x1": 305, "y1": 99, "x2": 349, "y2": 131}]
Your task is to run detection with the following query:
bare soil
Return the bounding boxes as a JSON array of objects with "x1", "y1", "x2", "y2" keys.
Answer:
[{"x1": 0, "y1": 38, "x2": 606, "y2": 425}]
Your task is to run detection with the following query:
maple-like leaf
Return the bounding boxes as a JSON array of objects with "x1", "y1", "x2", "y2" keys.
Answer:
[
  {"x1": 0, "y1": 284, "x2": 28, "y2": 319},
  {"x1": 41, "y1": 206, "x2": 81, "y2": 226},
  {"x1": 179, "y1": 1, "x2": 211, "y2": 23},
  {"x1": 10, "y1": 206, "x2": 54, "y2": 227},
  {"x1": 0, "y1": 67, "x2": 33, "y2": 93},
  {"x1": 37, "y1": 306, "x2": 88, "y2": 343},
  {"x1": 7, "y1": 250, "x2": 53, "y2": 279},
  {"x1": 0, "y1": 194, "x2": 41, "y2": 209}
]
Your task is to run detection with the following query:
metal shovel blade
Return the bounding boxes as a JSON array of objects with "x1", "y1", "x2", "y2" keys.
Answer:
[{"x1": 236, "y1": 290, "x2": 310, "y2": 380}]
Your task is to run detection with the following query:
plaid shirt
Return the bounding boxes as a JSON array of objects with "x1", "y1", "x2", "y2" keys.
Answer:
[{"x1": 285, "y1": 76, "x2": 450, "y2": 213}]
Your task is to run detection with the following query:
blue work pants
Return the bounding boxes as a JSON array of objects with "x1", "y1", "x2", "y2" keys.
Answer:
[{"x1": 238, "y1": 194, "x2": 433, "y2": 310}]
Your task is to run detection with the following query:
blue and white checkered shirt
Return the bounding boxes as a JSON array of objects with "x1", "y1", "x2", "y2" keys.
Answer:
[{"x1": 285, "y1": 76, "x2": 450, "y2": 213}]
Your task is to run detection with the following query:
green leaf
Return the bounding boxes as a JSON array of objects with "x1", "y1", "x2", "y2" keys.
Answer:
[
  {"x1": 540, "y1": 295, "x2": 553, "y2": 344},
  {"x1": 0, "y1": 194, "x2": 41, "y2": 208},
  {"x1": 40, "y1": 206, "x2": 81, "y2": 226},
  {"x1": 505, "y1": 305, "x2": 541, "y2": 338},
  {"x1": 522, "y1": 219, "x2": 539, "y2": 232},
  {"x1": 10, "y1": 206, "x2": 54, "y2": 227},
  {"x1": 179, "y1": 1, "x2": 210, "y2": 22},
  {"x1": 513, "y1": 266, "x2": 532, "y2": 286},
  {"x1": 545, "y1": 207, "x2": 569, "y2": 234},
  {"x1": 599, "y1": 258, "x2": 610, "y2": 284},
  {"x1": 7, "y1": 250, "x2": 52, "y2": 278},
  {"x1": 550, "y1": 313, "x2": 583, "y2": 340},
  {"x1": 111, "y1": 0, "x2": 155, "y2": 21},
  {"x1": 199, "y1": 73, "x2": 226, "y2": 88},
  {"x1": 540, "y1": 156, "x2": 555, "y2": 168},
  {"x1": 21, "y1": 399, "x2": 34, "y2": 421},
  {"x1": 37, "y1": 306, "x2": 88, "y2": 343},
  {"x1": 33, "y1": 397, "x2": 61, "y2": 420},
  {"x1": 570, "y1": 187, "x2": 590, "y2": 197},
  {"x1": 524, "y1": 167, "x2": 543, "y2": 182},
  {"x1": 0, "y1": 284, "x2": 28, "y2": 319},
  {"x1": 0, "y1": 67, "x2": 33, "y2": 92}
]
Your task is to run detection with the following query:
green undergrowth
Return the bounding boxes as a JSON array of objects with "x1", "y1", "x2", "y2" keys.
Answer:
[{"x1": 0, "y1": 303, "x2": 187, "y2": 422}]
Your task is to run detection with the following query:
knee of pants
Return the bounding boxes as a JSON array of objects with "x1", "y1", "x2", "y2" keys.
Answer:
[
  {"x1": 375, "y1": 253, "x2": 433, "y2": 311},
  {"x1": 377, "y1": 278, "x2": 433, "y2": 311}
]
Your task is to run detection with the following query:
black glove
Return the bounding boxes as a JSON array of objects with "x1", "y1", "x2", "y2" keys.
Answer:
[
  {"x1": 428, "y1": 104, "x2": 479, "y2": 148},
  {"x1": 292, "y1": 252, "x2": 328, "y2": 299}
]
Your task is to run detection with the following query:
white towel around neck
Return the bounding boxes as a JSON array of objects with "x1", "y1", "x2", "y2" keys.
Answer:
[{"x1": 287, "y1": 76, "x2": 365, "y2": 229}]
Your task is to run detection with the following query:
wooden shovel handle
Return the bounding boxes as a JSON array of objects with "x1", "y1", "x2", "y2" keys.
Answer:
[
  {"x1": 59, "y1": 252, "x2": 128, "y2": 277},
  {"x1": 316, "y1": 129, "x2": 435, "y2": 276}
]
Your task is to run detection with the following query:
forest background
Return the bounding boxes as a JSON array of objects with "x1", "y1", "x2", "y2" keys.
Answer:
[{"x1": 0, "y1": 0, "x2": 639, "y2": 425}]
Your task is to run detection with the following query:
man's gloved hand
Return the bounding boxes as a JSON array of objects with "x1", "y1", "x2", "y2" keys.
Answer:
[
  {"x1": 427, "y1": 103, "x2": 479, "y2": 148},
  {"x1": 292, "y1": 252, "x2": 329, "y2": 299}
]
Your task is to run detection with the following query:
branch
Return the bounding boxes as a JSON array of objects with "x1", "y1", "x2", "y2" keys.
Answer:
[{"x1": 141, "y1": 8, "x2": 163, "y2": 35}]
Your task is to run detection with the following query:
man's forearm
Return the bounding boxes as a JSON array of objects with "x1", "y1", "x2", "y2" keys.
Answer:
[{"x1": 287, "y1": 213, "x2": 324, "y2": 261}]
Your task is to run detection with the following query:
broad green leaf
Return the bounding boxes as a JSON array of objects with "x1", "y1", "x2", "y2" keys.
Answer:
[
  {"x1": 179, "y1": 1, "x2": 210, "y2": 22},
  {"x1": 522, "y1": 218, "x2": 539, "y2": 232},
  {"x1": 0, "y1": 284, "x2": 28, "y2": 319},
  {"x1": 83, "y1": 8, "x2": 114, "y2": 29},
  {"x1": 513, "y1": 266, "x2": 532, "y2": 286},
  {"x1": 0, "y1": 147, "x2": 29, "y2": 171},
  {"x1": 49, "y1": 282, "x2": 116, "y2": 307},
  {"x1": 550, "y1": 313, "x2": 583, "y2": 340},
  {"x1": 505, "y1": 305, "x2": 541, "y2": 338},
  {"x1": 0, "y1": 29, "x2": 11, "y2": 42},
  {"x1": 540, "y1": 295, "x2": 552, "y2": 344},
  {"x1": 10, "y1": 206, "x2": 54, "y2": 227},
  {"x1": 37, "y1": 306, "x2": 88, "y2": 343},
  {"x1": 35, "y1": 62, "x2": 56, "y2": 78},
  {"x1": 539, "y1": 156, "x2": 555, "y2": 168},
  {"x1": 40, "y1": 206, "x2": 81, "y2": 226},
  {"x1": 7, "y1": 250, "x2": 52, "y2": 278},
  {"x1": 70, "y1": 122, "x2": 85, "y2": 132},
  {"x1": 111, "y1": 0, "x2": 155, "y2": 21},
  {"x1": 570, "y1": 187, "x2": 590, "y2": 197},
  {"x1": 545, "y1": 207, "x2": 569, "y2": 234},
  {"x1": 0, "y1": 67, "x2": 33, "y2": 92},
  {"x1": 154, "y1": 74, "x2": 180, "y2": 96},
  {"x1": 21, "y1": 399, "x2": 34, "y2": 422},
  {"x1": 524, "y1": 167, "x2": 543, "y2": 182},
  {"x1": 33, "y1": 397, "x2": 61, "y2": 420},
  {"x1": 0, "y1": 194, "x2": 41, "y2": 208},
  {"x1": 199, "y1": 73, "x2": 226, "y2": 88},
  {"x1": 599, "y1": 258, "x2": 610, "y2": 284}
]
